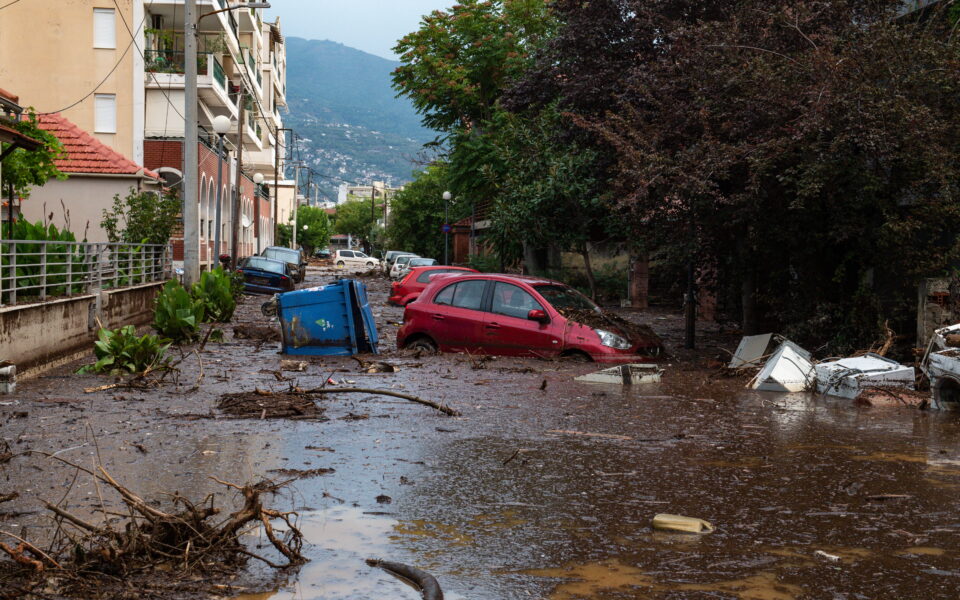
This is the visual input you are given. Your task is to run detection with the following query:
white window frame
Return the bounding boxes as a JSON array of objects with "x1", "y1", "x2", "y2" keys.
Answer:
[
  {"x1": 94, "y1": 94, "x2": 117, "y2": 133},
  {"x1": 93, "y1": 8, "x2": 116, "y2": 49}
]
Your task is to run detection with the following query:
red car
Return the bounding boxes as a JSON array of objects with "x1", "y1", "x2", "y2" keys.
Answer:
[
  {"x1": 388, "y1": 265, "x2": 479, "y2": 306},
  {"x1": 397, "y1": 273, "x2": 662, "y2": 363}
]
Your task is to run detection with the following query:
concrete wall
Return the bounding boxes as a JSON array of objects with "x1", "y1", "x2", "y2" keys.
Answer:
[
  {"x1": 0, "y1": 0, "x2": 139, "y2": 161},
  {"x1": 0, "y1": 281, "x2": 163, "y2": 377},
  {"x1": 20, "y1": 176, "x2": 144, "y2": 243}
]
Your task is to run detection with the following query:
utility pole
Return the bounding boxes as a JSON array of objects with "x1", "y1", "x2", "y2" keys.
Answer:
[
  {"x1": 182, "y1": 0, "x2": 200, "y2": 284},
  {"x1": 231, "y1": 82, "x2": 245, "y2": 264},
  {"x1": 273, "y1": 127, "x2": 291, "y2": 245}
]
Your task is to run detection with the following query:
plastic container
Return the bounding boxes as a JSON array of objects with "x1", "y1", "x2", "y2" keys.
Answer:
[
  {"x1": 277, "y1": 279, "x2": 379, "y2": 356},
  {"x1": 652, "y1": 514, "x2": 714, "y2": 533}
]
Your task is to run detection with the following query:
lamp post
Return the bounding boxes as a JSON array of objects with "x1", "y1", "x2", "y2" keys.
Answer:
[
  {"x1": 184, "y1": 1, "x2": 270, "y2": 285},
  {"x1": 442, "y1": 190, "x2": 452, "y2": 265},
  {"x1": 253, "y1": 171, "x2": 264, "y2": 252},
  {"x1": 212, "y1": 115, "x2": 231, "y2": 264}
]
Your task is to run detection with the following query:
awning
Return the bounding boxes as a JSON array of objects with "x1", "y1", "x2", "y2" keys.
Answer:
[{"x1": 0, "y1": 121, "x2": 42, "y2": 161}]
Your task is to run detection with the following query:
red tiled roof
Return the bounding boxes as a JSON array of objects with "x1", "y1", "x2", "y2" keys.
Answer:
[
  {"x1": 0, "y1": 87, "x2": 19, "y2": 104},
  {"x1": 35, "y1": 113, "x2": 160, "y2": 179}
]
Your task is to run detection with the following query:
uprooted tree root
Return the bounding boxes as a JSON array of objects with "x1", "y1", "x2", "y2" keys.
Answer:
[
  {"x1": 0, "y1": 454, "x2": 306, "y2": 598},
  {"x1": 217, "y1": 386, "x2": 461, "y2": 419}
]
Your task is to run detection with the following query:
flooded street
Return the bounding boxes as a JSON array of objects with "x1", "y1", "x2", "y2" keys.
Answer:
[{"x1": 4, "y1": 266, "x2": 960, "y2": 599}]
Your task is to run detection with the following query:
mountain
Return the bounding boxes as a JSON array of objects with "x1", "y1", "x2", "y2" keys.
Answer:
[{"x1": 282, "y1": 37, "x2": 436, "y2": 201}]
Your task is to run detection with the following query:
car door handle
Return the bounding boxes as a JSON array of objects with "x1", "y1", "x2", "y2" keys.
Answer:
[
  {"x1": 432, "y1": 314, "x2": 445, "y2": 320},
  {"x1": 486, "y1": 322, "x2": 500, "y2": 329}
]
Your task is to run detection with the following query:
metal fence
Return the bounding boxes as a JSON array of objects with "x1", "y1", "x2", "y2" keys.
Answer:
[{"x1": 0, "y1": 241, "x2": 172, "y2": 307}]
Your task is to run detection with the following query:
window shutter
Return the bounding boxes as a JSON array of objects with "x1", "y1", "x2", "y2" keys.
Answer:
[
  {"x1": 93, "y1": 8, "x2": 116, "y2": 49},
  {"x1": 94, "y1": 94, "x2": 117, "y2": 133}
]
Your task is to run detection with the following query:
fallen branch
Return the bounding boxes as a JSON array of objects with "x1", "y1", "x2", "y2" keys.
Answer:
[
  {"x1": 546, "y1": 429, "x2": 632, "y2": 441},
  {"x1": 366, "y1": 558, "x2": 444, "y2": 600},
  {"x1": 302, "y1": 387, "x2": 460, "y2": 416}
]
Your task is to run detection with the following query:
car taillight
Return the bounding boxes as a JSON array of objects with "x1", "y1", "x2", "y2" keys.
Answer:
[
  {"x1": 280, "y1": 275, "x2": 288, "y2": 281},
  {"x1": 235, "y1": 268, "x2": 243, "y2": 273}
]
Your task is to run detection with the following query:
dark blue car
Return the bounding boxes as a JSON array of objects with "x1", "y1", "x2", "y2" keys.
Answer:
[{"x1": 236, "y1": 256, "x2": 295, "y2": 294}]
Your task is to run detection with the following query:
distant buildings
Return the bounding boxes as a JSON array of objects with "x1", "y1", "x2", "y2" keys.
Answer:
[
  {"x1": 337, "y1": 181, "x2": 402, "y2": 226},
  {"x1": 0, "y1": 0, "x2": 288, "y2": 266}
]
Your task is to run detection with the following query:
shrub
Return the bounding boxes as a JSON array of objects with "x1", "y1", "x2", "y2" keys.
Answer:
[
  {"x1": 191, "y1": 267, "x2": 236, "y2": 322},
  {"x1": 1, "y1": 220, "x2": 88, "y2": 302},
  {"x1": 78, "y1": 325, "x2": 171, "y2": 375},
  {"x1": 153, "y1": 279, "x2": 205, "y2": 343}
]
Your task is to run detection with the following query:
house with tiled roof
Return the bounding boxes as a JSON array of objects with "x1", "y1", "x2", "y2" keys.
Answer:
[{"x1": 19, "y1": 113, "x2": 161, "y2": 242}]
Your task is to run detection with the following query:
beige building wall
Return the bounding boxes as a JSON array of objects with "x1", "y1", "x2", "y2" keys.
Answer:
[
  {"x1": 20, "y1": 176, "x2": 144, "y2": 243},
  {"x1": 0, "y1": 0, "x2": 143, "y2": 164}
]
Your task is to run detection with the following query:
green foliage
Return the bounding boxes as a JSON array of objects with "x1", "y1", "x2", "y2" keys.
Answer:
[
  {"x1": 466, "y1": 252, "x2": 500, "y2": 273},
  {"x1": 1, "y1": 220, "x2": 88, "y2": 302},
  {"x1": 77, "y1": 325, "x2": 171, "y2": 375},
  {"x1": 190, "y1": 268, "x2": 236, "y2": 323},
  {"x1": 102, "y1": 188, "x2": 180, "y2": 245},
  {"x1": 386, "y1": 162, "x2": 468, "y2": 260},
  {"x1": 0, "y1": 112, "x2": 66, "y2": 202},
  {"x1": 276, "y1": 223, "x2": 292, "y2": 247},
  {"x1": 392, "y1": 0, "x2": 555, "y2": 132},
  {"x1": 153, "y1": 279, "x2": 205, "y2": 343},
  {"x1": 229, "y1": 269, "x2": 245, "y2": 301},
  {"x1": 294, "y1": 206, "x2": 332, "y2": 255},
  {"x1": 334, "y1": 198, "x2": 376, "y2": 239}
]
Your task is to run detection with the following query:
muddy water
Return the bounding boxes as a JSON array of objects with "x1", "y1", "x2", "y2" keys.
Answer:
[{"x1": 5, "y1": 266, "x2": 960, "y2": 599}]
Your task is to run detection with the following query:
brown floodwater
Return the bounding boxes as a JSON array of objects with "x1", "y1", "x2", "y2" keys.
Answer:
[{"x1": 3, "y1": 266, "x2": 960, "y2": 599}]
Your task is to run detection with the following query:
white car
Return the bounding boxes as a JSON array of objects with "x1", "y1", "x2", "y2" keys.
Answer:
[
  {"x1": 389, "y1": 254, "x2": 420, "y2": 279},
  {"x1": 334, "y1": 249, "x2": 380, "y2": 270}
]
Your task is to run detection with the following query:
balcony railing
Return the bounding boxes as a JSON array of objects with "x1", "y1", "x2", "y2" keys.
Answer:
[
  {"x1": 213, "y1": 56, "x2": 226, "y2": 88},
  {"x1": 0, "y1": 241, "x2": 171, "y2": 306},
  {"x1": 144, "y1": 49, "x2": 212, "y2": 76}
]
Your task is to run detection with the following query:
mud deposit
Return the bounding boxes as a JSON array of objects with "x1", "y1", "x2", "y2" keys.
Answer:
[{"x1": 2, "y1": 266, "x2": 960, "y2": 599}]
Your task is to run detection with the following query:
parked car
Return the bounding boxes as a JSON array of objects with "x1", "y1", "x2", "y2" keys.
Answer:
[
  {"x1": 397, "y1": 274, "x2": 662, "y2": 363},
  {"x1": 236, "y1": 256, "x2": 295, "y2": 294},
  {"x1": 389, "y1": 254, "x2": 420, "y2": 279},
  {"x1": 388, "y1": 265, "x2": 479, "y2": 306},
  {"x1": 396, "y1": 257, "x2": 438, "y2": 279},
  {"x1": 262, "y1": 246, "x2": 307, "y2": 283},
  {"x1": 333, "y1": 249, "x2": 380, "y2": 270},
  {"x1": 383, "y1": 251, "x2": 417, "y2": 275},
  {"x1": 314, "y1": 248, "x2": 332, "y2": 260}
]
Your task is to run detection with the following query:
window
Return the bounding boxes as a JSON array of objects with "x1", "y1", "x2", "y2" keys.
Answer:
[
  {"x1": 437, "y1": 280, "x2": 486, "y2": 311},
  {"x1": 491, "y1": 282, "x2": 543, "y2": 319},
  {"x1": 93, "y1": 8, "x2": 116, "y2": 49},
  {"x1": 417, "y1": 269, "x2": 457, "y2": 283},
  {"x1": 340, "y1": 251, "x2": 354, "y2": 258},
  {"x1": 94, "y1": 94, "x2": 116, "y2": 133}
]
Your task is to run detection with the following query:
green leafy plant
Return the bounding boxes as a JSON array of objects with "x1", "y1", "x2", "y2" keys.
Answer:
[
  {"x1": 190, "y1": 268, "x2": 237, "y2": 323},
  {"x1": 153, "y1": 279, "x2": 205, "y2": 343},
  {"x1": 1, "y1": 220, "x2": 89, "y2": 302},
  {"x1": 77, "y1": 325, "x2": 171, "y2": 375},
  {"x1": 102, "y1": 188, "x2": 180, "y2": 245}
]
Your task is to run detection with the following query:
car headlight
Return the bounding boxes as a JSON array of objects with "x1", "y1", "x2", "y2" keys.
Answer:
[{"x1": 595, "y1": 329, "x2": 631, "y2": 350}]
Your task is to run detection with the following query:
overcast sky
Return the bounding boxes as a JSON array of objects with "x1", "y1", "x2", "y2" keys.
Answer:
[{"x1": 266, "y1": 0, "x2": 454, "y2": 61}]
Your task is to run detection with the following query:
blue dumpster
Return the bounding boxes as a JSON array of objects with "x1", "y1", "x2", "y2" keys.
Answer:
[{"x1": 277, "y1": 279, "x2": 379, "y2": 356}]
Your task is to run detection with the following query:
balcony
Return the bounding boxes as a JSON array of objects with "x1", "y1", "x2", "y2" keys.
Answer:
[{"x1": 144, "y1": 51, "x2": 236, "y2": 116}]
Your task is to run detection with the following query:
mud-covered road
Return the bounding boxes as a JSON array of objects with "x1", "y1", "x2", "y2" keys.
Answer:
[{"x1": 3, "y1": 266, "x2": 960, "y2": 599}]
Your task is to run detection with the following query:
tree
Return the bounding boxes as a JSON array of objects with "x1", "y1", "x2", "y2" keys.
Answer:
[
  {"x1": 293, "y1": 205, "x2": 331, "y2": 255},
  {"x1": 584, "y1": 0, "x2": 960, "y2": 349},
  {"x1": 1, "y1": 113, "x2": 66, "y2": 236},
  {"x1": 386, "y1": 162, "x2": 469, "y2": 260},
  {"x1": 334, "y1": 198, "x2": 378, "y2": 251},
  {"x1": 101, "y1": 188, "x2": 180, "y2": 245}
]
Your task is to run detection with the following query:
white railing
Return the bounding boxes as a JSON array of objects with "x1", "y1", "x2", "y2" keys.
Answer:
[{"x1": 0, "y1": 241, "x2": 172, "y2": 307}]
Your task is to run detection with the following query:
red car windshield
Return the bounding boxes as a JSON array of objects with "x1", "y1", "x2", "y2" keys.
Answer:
[{"x1": 534, "y1": 284, "x2": 599, "y2": 312}]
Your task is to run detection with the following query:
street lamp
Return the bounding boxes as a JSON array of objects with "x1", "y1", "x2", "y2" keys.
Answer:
[
  {"x1": 183, "y1": 1, "x2": 271, "y2": 285},
  {"x1": 442, "y1": 190, "x2": 452, "y2": 265},
  {"x1": 212, "y1": 114, "x2": 231, "y2": 264}
]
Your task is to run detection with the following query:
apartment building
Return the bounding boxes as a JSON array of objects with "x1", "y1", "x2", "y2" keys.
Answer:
[{"x1": 0, "y1": 0, "x2": 288, "y2": 266}]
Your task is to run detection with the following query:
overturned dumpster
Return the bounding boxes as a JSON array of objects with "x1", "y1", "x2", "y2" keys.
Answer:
[{"x1": 277, "y1": 279, "x2": 379, "y2": 356}]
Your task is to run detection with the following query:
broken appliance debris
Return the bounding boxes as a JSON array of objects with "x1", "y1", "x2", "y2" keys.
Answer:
[
  {"x1": 741, "y1": 335, "x2": 917, "y2": 401},
  {"x1": 814, "y1": 354, "x2": 915, "y2": 399},
  {"x1": 751, "y1": 339, "x2": 815, "y2": 393},
  {"x1": 923, "y1": 323, "x2": 960, "y2": 410},
  {"x1": 728, "y1": 333, "x2": 774, "y2": 369},
  {"x1": 575, "y1": 363, "x2": 663, "y2": 385}
]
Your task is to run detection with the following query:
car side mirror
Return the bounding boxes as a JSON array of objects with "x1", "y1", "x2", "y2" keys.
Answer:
[{"x1": 527, "y1": 309, "x2": 549, "y2": 324}]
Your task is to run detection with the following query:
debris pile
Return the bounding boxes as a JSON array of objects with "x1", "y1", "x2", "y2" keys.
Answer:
[
  {"x1": 218, "y1": 389, "x2": 326, "y2": 420},
  {"x1": 0, "y1": 456, "x2": 306, "y2": 598},
  {"x1": 558, "y1": 308, "x2": 663, "y2": 351}
]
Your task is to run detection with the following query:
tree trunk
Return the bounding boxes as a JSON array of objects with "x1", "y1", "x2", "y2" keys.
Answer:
[
  {"x1": 630, "y1": 251, "x2": 649, "y2": 309},
  {"x1": 580, "y1": 244, "x2": 597, "y2": 300},
  {"x1": 741, "y1": 266, "x2": 759, "y2": 335}
]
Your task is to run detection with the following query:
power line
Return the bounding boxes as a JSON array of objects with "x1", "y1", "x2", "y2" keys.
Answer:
[{"x1": 0, "y1": 0, "x2": 25, "y2": 11}]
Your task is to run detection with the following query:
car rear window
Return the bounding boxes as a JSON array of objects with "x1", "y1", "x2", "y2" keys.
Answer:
[
  {"x1": 534, "y1": 284, "x2": 599, "y2": 311},
  {"x1": 416, "y1": 269, "x2": 462, "y2": 283},
  {"x1": 434, "y1": 280, "x2": 486, "y2": 310},
  {"x1": 340, "y1": 251, "x2": 354, "y2": 258},
  {"x1": 245, "y1": 257, "x2": 285, "y2": 274},
  {"x1": 264, "y1": 248, "x2": 297, "y2": 262}
]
